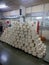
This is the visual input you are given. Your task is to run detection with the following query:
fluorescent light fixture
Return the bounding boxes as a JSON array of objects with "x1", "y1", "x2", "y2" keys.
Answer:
[
  {"x1": 36, "y1": 17, "x2": 42, "y2": 20},
  {"x1": 0, "y1": 4, "x2": 8, "y2": 9}
]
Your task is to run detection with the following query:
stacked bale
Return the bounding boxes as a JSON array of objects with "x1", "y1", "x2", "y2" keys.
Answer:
[{"x1": 0, "y1": 21, "x2": 46, "y2": 58}]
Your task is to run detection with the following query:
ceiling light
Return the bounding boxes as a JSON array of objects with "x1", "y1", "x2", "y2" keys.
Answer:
[
  {"x1": 36, "y1": 17, "x2": 42, "y2": 20},
  {"x1": 0, "y1": 4, "x2": 8, "y2": 9}
]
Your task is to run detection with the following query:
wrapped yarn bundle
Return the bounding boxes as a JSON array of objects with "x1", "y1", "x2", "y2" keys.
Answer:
[{"x1": 0, "y1": 21, "x2": 46, "y2": 58}]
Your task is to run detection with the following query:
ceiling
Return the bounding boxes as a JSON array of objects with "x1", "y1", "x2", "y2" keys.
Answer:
[{"x1": 0, "y1": 0, "x2": 49, "y2": 12}]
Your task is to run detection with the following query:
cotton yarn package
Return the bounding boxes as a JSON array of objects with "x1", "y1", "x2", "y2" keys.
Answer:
[{"x1": 0, "y1": 21, "x2": 46, "y2": 58}]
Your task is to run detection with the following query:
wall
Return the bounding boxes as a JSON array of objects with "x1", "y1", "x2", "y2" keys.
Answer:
[
  {"x1": 3, "y1": 10, "x2": 19, "y2": 18},
  {"x1": 3, "y1": 3, "x2": 49, "y2": 17},
  {"x1": 26, "y1": 3, "x2": 49, "y2": 13}
]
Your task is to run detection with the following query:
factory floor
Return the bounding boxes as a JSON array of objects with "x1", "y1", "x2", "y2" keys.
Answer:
[{"x1": 0, "y1": 41, "x2": 49, "y2": 65}]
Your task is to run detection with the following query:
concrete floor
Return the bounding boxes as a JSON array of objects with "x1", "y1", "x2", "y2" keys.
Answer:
[{"x1": 0, "y1": 41, "x2": 49, "y2": 65}]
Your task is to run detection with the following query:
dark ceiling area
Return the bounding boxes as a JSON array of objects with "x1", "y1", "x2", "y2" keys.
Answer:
[{"x1": 0, "y1": 0, "x2": 49, "y2": 12}]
